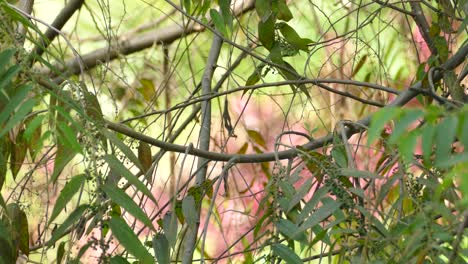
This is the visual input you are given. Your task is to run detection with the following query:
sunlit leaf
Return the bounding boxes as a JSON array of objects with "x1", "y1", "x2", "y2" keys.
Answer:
[
  {"x1": 246, "y1": 129, "x2": 267, "y2": 149},
  {"x1": 137, "y1": 78, "x2": 155, "y2": 102},
  {"x1": 277, "y1": 22, "x2": 313, "y2": 52},
  {"x1": 138, "y1": 141, "x2": 152, "y2": 176},
  {"x1": 49, "y1": 174, "x2": 86, "y2": 225},
  {"x1": 237, "y1": 142, "x2": 248, "y2": 154},
  {"x1": 109, "y1": 217, "x2": 153, "y2": 264},
  {"x1": 351, "y1": 55, "x2": 367, "y2": 78},
  {"x1": 210, "y1": 9, "x2": 227, "y2": 37},
  {"x1": 277, "y1": 0, "x2": 293, "y2": 21}
]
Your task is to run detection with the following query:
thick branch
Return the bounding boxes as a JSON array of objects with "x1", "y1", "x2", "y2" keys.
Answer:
[
  {"x1": 40, "y1": 0, "x2": 255, "y2": 81},
  {"x1": 181, "y1": 34, "x2": 223, "y2": 264}
]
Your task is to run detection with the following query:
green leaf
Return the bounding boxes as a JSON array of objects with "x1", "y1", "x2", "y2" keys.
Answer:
[
  {"x1": 277, "y1": 0, "x2": 293, "y2": 21},
  {"x1": 434, "y1": 35, "x2": 449, "y2": 62},
  {"x1": 298, "y1": 199, "x2": 341, "y2": 234},
  {"x1": 0, "y1": 98, "x2": 37, "y2": 139},
  {"x1": 7, "y1": 203, "x2": 29, "y2": 256},
  {"x1": 276, "y1": 219, "x2": 306, "y2": 241},
  {"x1": 210, "y1": 9, "x2": 227, "y2": 37},
  {"x1": 100, "y1": 129, "x2": 144, "y2": 171},
  {"x1": 272, "y1": 244, "x2": 303, "y2": 264},
  {"x1": 103, "y1": 154, "x2": 156, "y2": 204},
  {"x1": 153, "y1": 233, "x2": 170, "y2": 264},
  {"x1": 182, "y1": 195, "x2": 198, "y2": 225},
  {"x1": 0, "y1": 49, "x2": 15, "y2": 73},
  {"x1": 138, "y1": 141, "x2": 152, "y2": 176},
  {"x1": 0, "y1": 84, "x2": 34, "y2": 132},
  {"x1": 109, "y1": 256, "x2": 131, "y2": 264},
  {"x1": 47, "y1": 204, "x2": 88, "y2": 247},
  {"x1": 246, "y1": 129, "x2": 267, "y2": 149},
  {"x1": 398, "y1": 131, "x2": 418, "y2": 163},
  {"x1": 102, "y1": 184, "x2": 154, "y2": 231},
  {"x1": 10, "y1": 130, "x2": 27, "y2": 180},
  {"x1": 109, "y1": 217, "x2": 154, "y2": 264},
  {"x1": 163, "y1": 212, "x2": 178, "y2": 249},
  {"x1": 331, "y1": 145, "x2": 348, "y2": 168},
  {"x1": 24, "y1": 114, "x2": 44, "y2": 160},
  {"x1": 52, "y1": 140, "x2": 77, "y2": 183},
  {"x1": 255, "y1": 0, "x2": 271, "y2": 19},
  {"x1": 0, "y1": 65, "x2": 21, "y2": 91},
  {"x1": 277, "y1": 22, "x2": 312, "y2": 51},
  {"x1": 421, "y1": 123, "x2": 435, "y2": 165},
  {"x1": 297, "y1": 187, "x2": 330, "y2": 224},
  {"x1": 367, "y1": 107, "x2": 401, "y2": 145},
  {"x1": 57, "y1": 242, "x2": 65, "y2": 264},
  {"x1": 219, "y1": 0, "x2": 233, "y2": 30},
  {"x1": 435, "y1": 116, "x2": 458, "y2": 167},
  {"x1": 389, "y1": 109, "x2": 424, "y2": 144},
  {"x1": 57, "y1": 121, "x2": 82, "y2": 153},
  {"x1": 49, "y1": 174, "x2": 86, "y2": 225},
  {"x1": 286, "y1": 178, "x2": 312, "y2": 213},
  {"x1": 258, "y1": 13, "x2": 276, "y2": 50}
]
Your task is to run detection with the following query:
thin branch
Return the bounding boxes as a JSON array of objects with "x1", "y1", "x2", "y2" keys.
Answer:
[
  {"x1": 32, "y1": 0, "x2": 85, "y2": 59},
  {"x1": 105, "y1": 43, "x2": 468, "y2": 163}
]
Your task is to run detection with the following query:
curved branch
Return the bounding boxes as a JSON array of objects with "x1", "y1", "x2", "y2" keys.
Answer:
[{"x1": 105, "y1": 43, "x2": 468, "y2": 163}]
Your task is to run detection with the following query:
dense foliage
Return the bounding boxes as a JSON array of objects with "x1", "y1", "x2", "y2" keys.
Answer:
[{"x1": 0, "y1": 0, "x2": 466, "y2": 263}]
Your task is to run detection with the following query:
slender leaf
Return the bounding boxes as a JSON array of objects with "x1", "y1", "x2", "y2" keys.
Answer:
[
  {"x1": 109, "y1": 217, "x2": 154, "y2": 264},
  {"x1": 163, "y1": 212, "x2": 178, "y2": 249},
  {"x1": 109, "y1": 256, "x2": 131, "y2": 264},
  {"x1": 272, "y1": 244, "x2": 303, "y2": 264},
  {"x1": 246, "y1": 129, "x2": 267, "y2": 149},
  {"x1": 153, "y1": 233, "x2": 170, "y2": 264},
  {"x1": 368, "y1": 107, "x2": 400, "y2": 145},
  {"x1": 47, "y1": 204, "x2": 88, "y2": 247},
  {"x1": 102, "y1": 184, "x2": 154, "y2": 231},
  {"x1": 298, "y1": 199, "x2": 341, "y2": 234},
  {"x1": 182, "y1": 195, "x2": 198, "y2": 225},
  {"x1": 103, "y1": 155, "x2": 156, "y2": 204},
  {"x1": 100, "y1": 129, "x2": 143, "y2": 171},
  {"x1": 49, "y1": 174, "x2": 86, "y2": 225}
]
